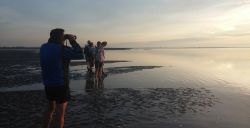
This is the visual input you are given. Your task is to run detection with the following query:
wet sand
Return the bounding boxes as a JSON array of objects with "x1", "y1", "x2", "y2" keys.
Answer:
[
  {"x1": 1, "y1": 48, "x2": 250, "y2": 128},
  {"x1": 0, "y1": 87, "x2": 219, "y2": 128}
]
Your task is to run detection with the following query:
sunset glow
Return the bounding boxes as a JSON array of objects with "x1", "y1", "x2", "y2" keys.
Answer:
[{"x1": 0, "y1": 0, "x2": 250, "y2": 47}]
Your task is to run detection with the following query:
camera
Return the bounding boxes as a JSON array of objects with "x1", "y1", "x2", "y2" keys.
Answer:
[{"x1": 64, "y1": 34, "x2": 77, "y2": 40}]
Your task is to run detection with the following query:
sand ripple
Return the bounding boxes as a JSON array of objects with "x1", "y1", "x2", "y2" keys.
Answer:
[{"x1": 0, "y1": 88, "x2": 219, "y2": 128}]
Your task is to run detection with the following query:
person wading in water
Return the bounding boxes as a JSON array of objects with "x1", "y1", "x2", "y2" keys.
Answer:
[{"x1": 84, "y1": 40, "x2": 95, "y2": 73}]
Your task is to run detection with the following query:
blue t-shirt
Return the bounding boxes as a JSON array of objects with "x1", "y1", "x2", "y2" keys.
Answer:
[{"x1": 40, "y1": 42, "x2": 83, "y2": 87}]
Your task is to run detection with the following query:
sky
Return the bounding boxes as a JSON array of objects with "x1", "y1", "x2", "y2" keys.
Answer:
[{"x1": 0, "y1": 0, "x2": 250, "y2": 47}]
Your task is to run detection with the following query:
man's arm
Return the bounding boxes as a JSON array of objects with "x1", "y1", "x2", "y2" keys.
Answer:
[
  {"x1": 69, "y1": 39, "x2": 82, "y2": 53},
  {"x1": 63, "y1": 37, "x2": 84, "y2": 60}
]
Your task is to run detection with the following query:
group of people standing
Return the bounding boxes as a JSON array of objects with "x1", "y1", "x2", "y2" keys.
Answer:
[{"x1": 84, "y1": 40, "x2": 107, "y2": 79}]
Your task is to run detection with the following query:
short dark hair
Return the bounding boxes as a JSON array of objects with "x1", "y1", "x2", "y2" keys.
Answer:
[
  {"x1": 97, "y1": 41, "x2": 101, "y2": 45},
  {"x1": 48, "y1": 28, "x2": 64, "y2": 43},
  {"x1": 87, "y1": 40, "x2": 92, "y2": 44},
  {"x1": 102, "y1": 41, "x2": 107, "y2": 46}
]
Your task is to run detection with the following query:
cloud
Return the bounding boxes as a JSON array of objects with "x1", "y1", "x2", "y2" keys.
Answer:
[{"x1": 0, "y1": 0, "x2": 250, "y2": 46}]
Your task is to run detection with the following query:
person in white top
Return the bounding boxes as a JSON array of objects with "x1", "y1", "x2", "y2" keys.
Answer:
[
  {"x1": 101, "y1": 41, "x2": 107, "y2": 76},
  {"x1": 95, "y1": 41, "x2": 107, "y2": 79}
]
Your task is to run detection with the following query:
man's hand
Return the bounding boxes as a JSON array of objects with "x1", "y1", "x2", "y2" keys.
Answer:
[
  {"x1": 67, "y1": 35, "x2": 82, "y2": 53},
  {"x1": 67, "y1": 34, "x2": 77, "y2": 42}
]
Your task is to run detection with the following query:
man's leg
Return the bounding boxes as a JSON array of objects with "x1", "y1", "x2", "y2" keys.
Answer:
[
  {"x1": 43, "y1": 101, "x2": 56, "y2": 128},
  {"x1": 102, "y1": 64, "x2": 107, "y2": 77},
  {"x1": 87, "y1": 61, "x2": 90, "y2": 72},
  {"x1": 99, "y1": 65, "x2": 103, "y2": 79},
  {"x1": 102, "y1": 69, "x2": 107, "y2": 76},
  {"x1": 95, "y1": 67, "x2": 99, "y2": 88},
  {"x1": 89, "y1": 58, "x2": 94, "y2": 73},
  {"x1": 95, "y1": 66, "x2": 99, "y2": 78},
  {"x1": 98, "y1": 76, "x2": 104, "y2": 88},
  {"x1": 55, "y1": 102, "x2": 68, "y2": 128}
]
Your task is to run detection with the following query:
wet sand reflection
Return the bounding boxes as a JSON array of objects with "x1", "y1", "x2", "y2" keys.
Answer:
[{"x1": 85, "y1": 73, "x2": 105, "y2": 92}]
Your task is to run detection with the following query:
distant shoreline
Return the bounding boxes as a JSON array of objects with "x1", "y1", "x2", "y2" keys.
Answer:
[{"x1": 0, "y1": 47, "x2": 132, "y2": 50}]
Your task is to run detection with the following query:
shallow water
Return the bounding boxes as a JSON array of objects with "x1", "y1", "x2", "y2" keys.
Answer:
[
  {"x1": 0, "y1": 48, "x2": 250, "y2": 128},
  {"x1": 1, "y1": 48, "x2": 250, "y2": 91},
  {"x1": 110, "y1": 48, "x2": 250, "y2": 91}
]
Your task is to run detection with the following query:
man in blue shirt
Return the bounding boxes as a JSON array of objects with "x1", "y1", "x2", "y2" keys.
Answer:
[
  {"x1": 84, "y1": 40, "x2": 95, "y2": 73},
  {"x1": 40, "y1": 28, "x2": 83, "y2": 128}
]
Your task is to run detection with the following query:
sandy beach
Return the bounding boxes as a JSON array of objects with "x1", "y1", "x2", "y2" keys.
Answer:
[
  {"x1": 1, "y1": 0, "x2": 250, "y2": 127},
  {"x1": 1, "y1": 48, "x2": 250, "y2": 128}
]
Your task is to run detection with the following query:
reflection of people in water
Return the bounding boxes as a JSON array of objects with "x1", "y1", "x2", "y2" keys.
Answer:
[
  {"x1": 85, "y1": 74, "x2": 95, "y2": 92},
  {"x1": 96, "y1": 75, "x2": 104, "y2": 89},
  {"x1": 85, "y1": 73, "x2": 104, "y2": 92}
]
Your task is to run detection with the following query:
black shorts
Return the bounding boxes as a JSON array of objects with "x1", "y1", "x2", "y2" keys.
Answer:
[
  {"x1": 45, "y1": 85, "x2": 71, "y2": 104},
  {"x1": 95, "y1": 61, "x2": 103, "y2": 69}
]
